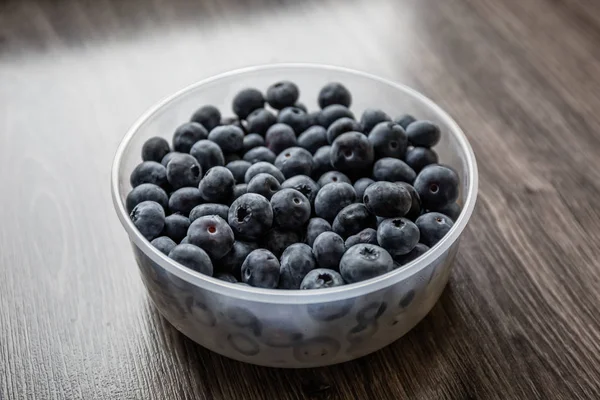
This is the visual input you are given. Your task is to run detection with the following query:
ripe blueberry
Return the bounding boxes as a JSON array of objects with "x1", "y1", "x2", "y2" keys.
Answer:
[
  {"x1": 305, "y1": 218, "x2": 332, "y2": 247},
  {"x1": 297, "y1": 126, "x2": 328, "y2": 154},
  {"x1": 406, "y1": 120, "x2": 441, "y2": 147},
  {"x1": 265, "y1": 123, "x2": 297, "y2": 155},
  {"x1": 277, "y1": 107, "x2": 311, "y2": 135},
  {"x1": 130, "y1": 200, "x2": 165, "y2": 241},
  {"x1": 316, "y1": 171, "x2": 351, "y2": 187},
  {"x1": 372, "y1": 157, "x2": 416, "y2": 183},
  {"x1": 377, "y1": 218, "x2": 420, "y2": 257},
  {"x1": 168, "y1": 187, "x2": 202, "y2": 216},
  {"x1": 314, "y1": 182, "x2": 356, "y2": 221},
  {"x1": 300, "y1": 269, "x2": 344, "y2": 290},
  {"x1": 130, "y1": 161, "x2": 168, "y2": 188},
  {"x1": 405, "y1": 147, "x2": 438, "y2": 172},
  {"x1": 332, "y1": 203, "x2": 377, "y2": 238},
  {"x1": 344, "y1": 227, "x2": 378, "y2": 248},
  {"x1": 413, "y1": 164, "x2": 459, "y2": 209},
  {"x1": 353, "y1": 177, "x2": 374, "y2": 200},
  {"x1": 226, "y1": 160, "x2": 252, "y2": 183},
  {"x1": 266, "y1": 81, "x2": 300, "y2": 110},
  {"x1": 326, "y1": 117, "x2": 362, "y2": 144},
  {"x1": 188, "y1": 215, "x2": 235, "y2": 260},
  {"x1": 318, "y1": 82, "x2": 352, "y2": 109},
  {"x1": 340, "y1": 244, "x2": 394, "y2": 283},
  {"x1": 368, "y1": 121, "x2": 408, "y2": 159},
  {"x1": 151, "y1": 236, "x2": 177, "y2": 255},
  {"x1": 163, "y1": 213, "x2": 191, "y2": 243},
  {"x1": 279, "y1": 243, "x2": 316, "y2": 289},
  {"x1": 360, "y1": 108, "x2": 391, "y2": 134},
  {"x1": 173, "y1": 122, "x2": 208, "y2": 153},
  {"x1": 312, "y1": 231, "x2": 345, "y2": 270},
  {"x1": 169, "y1": 244, "x2": 213, "y2": 276},
  {"x1": 244, "y1": 161, "x2": 285, "y2": 183},
  {"x1": 228, "y1": 193, "x2": 273, "y2": 240},
  {"x1": 198, "y1": 166, "x2": 235, "y2": 203},
  {"x1": 243, "y1": 133, "x2": 265, "y2": 152},
  {"x1": 312, "y1": 146, "x2": 334, "y2": 178},
  {"x1": 243, "y1": 146, "x2": 276, "y2": 164},
  {"x1": 281, "y1": 175, "x2": 320, "y2": 205},
  {"x1": 232, "y1": 88, "x2": 265, "y2": 119},
  {"x1": 318, "y1": 104, "x2": 354, "y2": 128},
  {"x1": 166, "y1": 153, "x2": 202, "y2": 190},
  {"x1": 271, "y1": 188, "x2": 311, "y2": 229},
  {"x1": 330, "y1": 131, "x2": 374, "y2": 172},
  {"x1": 246, "y1": 108, "x2": 276, "y2": 136},
  {"x1": 415, "y1": 212, "x2": 454, "y2": 247},
  {"x1": 363, "y1": 181, "x2": 412, "y2": 218},
  {"x1": 241, "y1": 249, "x2": 280, "y2": 288},
  {"x1": 274, "y1": 147, "x2": 314, "y2": 178},
  {"x1": 189, "y1": 203, "x2": 230, "y2": 222},
  {"x1": 190, "y1": 105, "x2": 221, "y2": 132},
  {"x1": 142, "y1": 137, "x2": 170, "y2": 162},
  {"x1": 247, "y1": 173, "x2": 281, "y2": 200},
  {"x1": 126, "y1": 183, "x2": 168, "y2": 212}
]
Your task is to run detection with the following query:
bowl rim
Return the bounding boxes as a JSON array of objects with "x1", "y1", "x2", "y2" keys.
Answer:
[{"x1": 111, "y1": 63, "x2": 478, "y2": 304}]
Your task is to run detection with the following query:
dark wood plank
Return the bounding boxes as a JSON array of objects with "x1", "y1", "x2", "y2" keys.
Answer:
[{"x1": 2, "y1": 0, "x2": 600, "y2": 398}]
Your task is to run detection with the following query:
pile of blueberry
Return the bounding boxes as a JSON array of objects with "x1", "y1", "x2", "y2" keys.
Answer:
[{"x1": 127, "y1": 81, "x2": 460, "y2": 290}]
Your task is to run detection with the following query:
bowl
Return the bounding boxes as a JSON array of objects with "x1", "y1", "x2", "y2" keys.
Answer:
[{"x1": 111, "y1": 64, "x2": 478, "y2": 368}]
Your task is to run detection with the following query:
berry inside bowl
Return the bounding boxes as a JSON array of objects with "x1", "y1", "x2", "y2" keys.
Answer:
[{"x1": 111, "y1": 63, "x2": 478, "y2": 367}]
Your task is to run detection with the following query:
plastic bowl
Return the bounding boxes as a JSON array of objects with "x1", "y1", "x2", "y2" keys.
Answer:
[{"x1": 111, "y1": 64, "x2": 478, "y2": 368}]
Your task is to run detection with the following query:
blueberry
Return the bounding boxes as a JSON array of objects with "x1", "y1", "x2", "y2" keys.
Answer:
[
  {"x1": 130, "y1": 161, "x2": 168, "y2": 188},
  {"x1": 228, "y1": 193, "x2": 273, "y2": 240},
  {"x1": 295, "y1": 102, "x2": 308, "y2": 112},
  {"x1": 340, "y1": 244, "x2": 394, "y2": 283},
  {"x1": 435, "y1": 202, "x2": 462, "y2": 221},
  {"x1": 316, "y1": 171, "x2": 351, "y2": 187},
  {"x1": 241, "y1": 249, "x2": 280, "y2": 288},
  {"x1": 274, "y1": 147, "x2": 314, "y2": 178},
  {"x1": 305, "y1": 218, "x2": 332, "y2": 247},
  {"x1": 353, "y1": 178, "x2": 374, "y2": 200},
  {"x1": 363, "y1": 181, "x2": 411, "y2": 218},
  {"x1": 215, "y1": 272, "x2": 238, "y2": 283},
  {"x1": 345, "y1": 228, "x2": 378, "y2": 248},
  {"x1": 277, "y1": 107, "x2": 311, "y2": 135},
  {"x1": 151, "y1": 236, "x2": 177, "y2": 255},
  {"x1": 279, "y1": 243, "x2": 316, "y2": 289},
  {"x1": 126, "y1": 183, "x2": 168, "y2": 212},
  {"x1": 243, "y1": 133, "x2": 266, "y2": 152},
  {"x1": 394, "y1": 243, "x2": 429, "y2": 265},
  {"x1": 232, "y1": 183, "x2": 248, "y2": 201},
  {"x1": 232, "y1": 88, "x2": 265, "y2": 119},
  {"x1": 259, "y1": 228, "x2": 302, "y2": 258},
  {"x1": 163, "y1": 213, "x2": 191, "y2": 243},
  {"x1": 395, "y1": 114, "x2": 417, "y2": 129},
  {"x1": 318, "y1": 104, "x2": 355, "y2": 128},
  {"x1": 281, "y1": 175, "x2": 320, "y2": 205},
  {"x1": 297, "y1": 126, "x2": 328, "y2": 154},
  {"x1": 180, "y1": 236, "x2": 190, "y2": 244},
  {"x1": 190, "y1": 140, "x2": 225, "y2": 173},
  {"x1": 405, "y1": 147, "x2": 438, "y2": 172},
  {"x1": 314, "y1": 182, "x2": 356, "y2": 221},
  {"x1": 224, "y1": 153, "x2": 241, "y2": 164},
  {"x1": 312, "y1": 231, "x2": 345, "y2": 270},
  {"x1": 271, "y1": 188, "x2": 311, "y2": 229},
  {"x1": 208, "y1": 125, "x2": 244, "y2": 153},
  {"x1": 226, "y1": 160, "x2": 252, "y2": 183},
  {"x1": 188, "y1": 215, "x2": 235, "y2": 260},
  {"x1": 168, "y1": 187, "x2": 202, "y2": 216},
  {"x1": 243, "y1": 146, "x2": 276, "y2": 164},
  {"x1": 198, "y1": 166, "x2": 235, "y2": 203},
  {"x1": 244, "y1": 161, "x2": 285, "y2": 183},
  {"x1": 377, "y1": 218, "x2": 420, "y2": 257},
  {"x1": 169, "y1": 244, "x2": 213, "y2": 276},
  {"x1": 395, "y1": 182, "x2": 422, "y2": 220},
  {"x1": 172, "y1": 122, "x2": 209, "y2": 153},
  {"x1": 190, "y1": 105, "x2": 221, "y2": 132},
  {"x1": 360, "y1": 108, "x2": 391, "y2": 134},
  {"x1": 330, "y1": 131, "x2": 374, "y2": 172},
  {"x1": 413, "y1": 165, "x2": 459, "y2": 209},
  {"x1": 406, "y1": 120, "x2": 441, "y2": 147},
  {"x1": 130, "y1": 201, "x2": 165, "y2": 241},
  {"x1": 265, "y1": 123, "x2": 297, "y2": 155},
  {"x1": 307, "y1": 110, "x2": 322, "y2": 127},
  {"x1": 160, "y1": 151, "x2": 182, "y2": 167},
  {"x1": 166, "y1": 153, "x2": 202, "y2": 190},
  {"x1": 247, "y1": 173, "x2": 281, "y2": 200},
  {"x1": 266, "y1": 81, "x2": 300, "y2": 110},
  {"x1": 415, "y1": 212, "x2": 454, "y2": 247},
  {"x1": 221, "y1": 116, "x2": 247, "y2": 134},
  {"x1": 300, "y1": 269, "x2": 344, "y2": 289},
  {"x1": 372, "y1": 157, "x2": 416, "y2": 183},
  {"x1": 326, "y1": 117, "x2": 362, "y2": 144},
  {"x1": 217, "y1": 240, "x2": 257, "y2": 278},
  {"x1": 332, "y1": 203, "x2": 377, "y2": 238},
  {"x1": 189, "y1": 203, "x2": 230, "y2": 222},
  {"x1": 318, "y1": 82, "x2": 352, "y2": 109},
  {"x1": 368, "y1": 121, "x2": 408, "y2": 159},
  {"x1": 142, "y1": 137, "x2": 170, "y2": 162},
  {"x1": 244, "y1": 109, "x2": 274, "y2": 136},
  {"x1": 312, "y1": 146, "x2": 334, "y2": 177}
]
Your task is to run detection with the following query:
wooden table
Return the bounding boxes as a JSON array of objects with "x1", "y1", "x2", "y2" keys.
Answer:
[{"x1": 2, "y1": 0, "x2": 600, "y2": 398}]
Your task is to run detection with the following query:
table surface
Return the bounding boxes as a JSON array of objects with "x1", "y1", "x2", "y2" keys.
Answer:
[{"x1": 2, "y1": 0, "x2": 600, "y2": 398}]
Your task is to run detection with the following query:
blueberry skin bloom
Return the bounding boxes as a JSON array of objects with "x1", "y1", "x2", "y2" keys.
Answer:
[
  {"x1": 363, "y1": 181, "x2": 412, "y2": 218},
  {"x1": 130, "y1": 161, "x2": 168, "y2": 189},
  {"x1": 271, "y1": 188, "x2": 311, "y2": 230},
  {"x1": 130, "y1": 201, "x2": 165, "y2": 241},
  {"x1": 300, "y1": 269, "x2": 344, "y2": 290},
  {"x1": 279, "y1": 243, "x2": 317, "y2": 289},
  {"x1": 142, "y1": 137, "x2": 170, "y2": 163},
  {"x1": 360, "y1": 108, "x2": 391, "y2": 134},
  {"x1": 372, "y1": 157, "x2": 416, "y2": 184},
  {"x1": 332, "y1": 203, "x2": 377, "y2": 239},
  {"x1": 274, "y1": 147, "x2": 314, "y2": 179},
  {"x1": 169, "y1": 244, "x2": 214, "y2": 276},
  {"x1": 318, "y1": 82, "x2": 352, "y2": 109},
  {"x1": 163, "y1": 214, "x2": 191, "y2": 243},
  {"x1": 228, "y1": 193, "x2": 273, "y2": 240},
  {"x1": 226, "y1": 160, "x2": 252, "y2": 184},
  {"x1": 187, "y1": 215, "x2": 235, "y2": 260},
  {"x1": 151, "y1": 236, "x2": 177, "y2": 255},
  {"x1": 368, "y1": 121, "x2": 408, "y2": 159},
  {"x1": 208, "y1": 125, "x2": 244, "y2": 153},
  {"x1": 166, "y1": 153, "x2": 202, "y2": 190},
  {"x1": 314, "y1": 182, "x2": 356, "y2": 222},
  {"x1": 277, "y1": 107, "x2": 312, "y2": 135},
  {"x1": 406, "y1": 120, "x2": 441, "y2": 147},
  {"x1": 247, "y1": 173, "x2": 281, "y2": 200},
  {"x1": 312, "y1": 231, "x2": 346, "y2": 271},
  {"x1": 241, "y1": 249, "x2": 280, "y2": 288},
  {"x1": 198, "y1": 166, "x2": 235, "y2": 203},
  {"x1": 330, "y1": 132, "x2": 374, "y2": 172},
  {"x1": 305, "y1": 218, "x2": 332, "y2": 247},
  {"x1": 377, "y1": 218, "x2": 420, "y2": 257},
  {"x1": 266, "y1": 81, "x2": 300, "y2": 110},
  {"x1": 190, "y1": 140, "x2": 225, "y2": 173},
  {"x1": 172, "y1": 122, "x2": 209, "y2": 154},
  {"x1": 246, "y1": 108, "x2": 277, "y2": 136},
  {"x1": 413, "y1": 164, "x2": 460, "y2": 210},
  {"x1": 243, "y1": 133, "x2": 266, "y2": 152},
  {"x1": 232, "y1": 88, "x2": 265, "y2": 119},
  {"x1": 168, "y1": 187, "x2": 202, "y2": 216},
  {"x1": 265, "y1": 123, "x2": 297, "y2": 155},
  {"x1": 126, "y1": 183, "x2": 168, "y2": 212},
  {"x1": 415, "y1": 212, "x2": 454, "y2": 247},
  {"x1": 297, "y1": 126, "x2": 328, "y2": 154},
  {"x1": 190, "y1": 105, "x2": 221, "y2": 132},
  {"x1": 281, "y1": 175, "x2": 320, "y2": 206},
  {"x1": 340, "y1": 244, "x2": 394, "y2": 284}
]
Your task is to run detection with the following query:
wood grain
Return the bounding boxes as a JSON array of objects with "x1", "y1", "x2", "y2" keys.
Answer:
[{"x1": 2, "y1": 0, "x2": 600, "y2": 398}]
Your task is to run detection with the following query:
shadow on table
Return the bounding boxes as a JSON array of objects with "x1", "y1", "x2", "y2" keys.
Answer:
[{"x1": 142, "y1": 283, "x2": 471, "y2": 399}]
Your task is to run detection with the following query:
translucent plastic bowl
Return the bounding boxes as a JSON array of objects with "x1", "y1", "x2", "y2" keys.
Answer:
[{"x1": 111, "y1": 64, "x2": 478, "y2": 368}]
